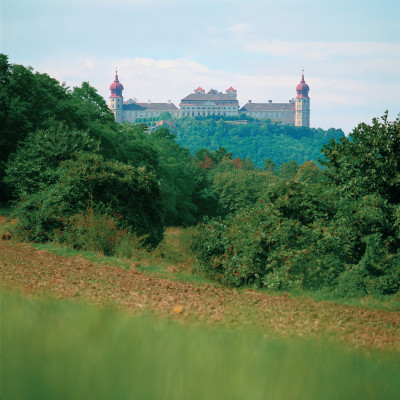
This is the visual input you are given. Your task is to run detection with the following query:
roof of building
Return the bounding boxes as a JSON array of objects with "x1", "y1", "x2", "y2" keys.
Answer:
[
  {"x1": 296, "y1": 73, "x2": 310, "y2": 99},
  {"x1": 109, "y1": 73, "x2": 124, "y2": 91},
  {"x1": 123, "y1": 103, "x2": 147, "y2": 111},
  {"x1": 123, "y1": 102, "x2": 178, "y2": 111},
  {"x1": 180, "y1": 93, "x2": 239, "y2": 103},
  {"x1": 239, "y1": 102, "x2": 295, "y2": 112},
  {"x1": 226, "y1": 86, "x2": 237, "y2": 92}
]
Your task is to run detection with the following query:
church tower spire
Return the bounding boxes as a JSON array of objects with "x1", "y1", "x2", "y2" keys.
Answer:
[
  {"x1": 109, "y1": 70, "x2": 124, "y2": 122},
  {"x1": 295, "y1": 69, "x2": 310, "y2": 127}
]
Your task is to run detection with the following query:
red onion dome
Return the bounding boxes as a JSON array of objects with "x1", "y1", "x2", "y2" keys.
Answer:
[
  {"x1": 296, "y1": 73, "x2": 310, "y2": 99},
  {"x1": 109, "y1": 72, "x2": 124, "y2": 97}
]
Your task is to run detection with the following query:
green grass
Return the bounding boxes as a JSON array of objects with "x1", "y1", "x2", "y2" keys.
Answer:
[
  {"x1": 0, "y1": 204, "x2": 12, "y2": 217},
  {"x1": 31, "y1": 242, "x2": 132, "y2": 270},
  {"x1": 2, "y1": 291, "x2": 400, "y2": 400},
  {"x1": 287, "y1": 287, "x2": 400, "y2": 312}
]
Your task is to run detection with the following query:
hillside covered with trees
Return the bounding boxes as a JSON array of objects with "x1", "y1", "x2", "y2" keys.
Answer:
[{"x1": 171, "y1": 117, "x2": 344, "y2": 167}]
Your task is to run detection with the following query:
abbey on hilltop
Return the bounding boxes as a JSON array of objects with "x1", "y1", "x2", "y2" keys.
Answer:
[{"x1": 108, "y1": 71, "x2": 310, "y2": 127}]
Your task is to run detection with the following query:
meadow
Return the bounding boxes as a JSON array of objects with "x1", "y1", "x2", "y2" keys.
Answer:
[{"x1": 2, "y1": 291, "x2": 400, "y2": 400}]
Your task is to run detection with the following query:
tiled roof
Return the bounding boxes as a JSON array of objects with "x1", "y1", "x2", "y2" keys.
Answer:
[
  {"x1": 181, "y1": 93, "x2": 239, "y2": 102},
  {"x1": 239, "y1": 102, "x2": 295, "y2": 112},
  {"x1": 137, "y1": 103, "x2": 179, "y2": 111},
  {"x1": 123, "y1": 103, "x2": 147, "y2": 111}
]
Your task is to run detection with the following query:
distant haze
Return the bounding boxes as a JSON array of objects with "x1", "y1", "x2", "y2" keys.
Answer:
[{"x1": 2, "y1": 0, "x2": 400, "y2": 134}]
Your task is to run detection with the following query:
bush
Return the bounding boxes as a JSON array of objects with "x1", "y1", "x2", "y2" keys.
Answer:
[
  {"x1": 194, "y1": 203, "x2": 346, "y2": 290},
  {"x1": 11, "y1": 152, "x2": 164, "y2": 247},
  {"x1": 193, "y1": 175, "x2": 400, "y2": 296},
  {"x1": 53, "y1": 206, "x2": 145, "y2": 257},
  {"x1": 193, "y1": 177, "x2": 347, "y2": 290}
]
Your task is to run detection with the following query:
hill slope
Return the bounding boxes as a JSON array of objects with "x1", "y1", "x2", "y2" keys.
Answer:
[{"x1": 172, "y1": 118, "x2": 344, "y2": 167}]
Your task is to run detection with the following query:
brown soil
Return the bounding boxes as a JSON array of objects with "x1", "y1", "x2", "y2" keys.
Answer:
[{"x1": 1, "y1": 239, "x2": 399, "y2": 352}]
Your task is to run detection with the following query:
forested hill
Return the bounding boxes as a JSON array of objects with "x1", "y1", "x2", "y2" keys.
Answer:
[{"x1": 171, "y1": 118, "x2": 344, "y2": 167}]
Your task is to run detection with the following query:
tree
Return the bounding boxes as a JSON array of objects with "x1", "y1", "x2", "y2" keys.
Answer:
[
  {"x1": 5, "y1": 122, "x2": 100, "y2": 198},
  {"x1": 0, "y1": 56, "x2": 121, "y2": 203},
  {"x1": 0, "y1": 56, "x2": 71, "y2": 201},
  {"x1": 148, "y1": 127, "x2": 197, "y2": 226},
  {"x1": 321, "y1": 113, "x2": 400, "y2": 294},
  {"x1": 278, "y1": 160, "x2": 298, "y2": 179},
  {"x1": 321, "y1": 112, "x2": 400, "y2": 203},
  {"x1": 158, "y1": 111, "x2": 172, "y2": 121},
  {"x1": 264, "y1": 157, "x2": 276, "y2": 173}
]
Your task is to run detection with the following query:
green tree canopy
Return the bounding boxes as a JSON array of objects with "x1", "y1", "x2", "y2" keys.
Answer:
[
  {"x1": 5, "y1": 122, "x2": 100, "y2": 197},
  {"x1": 321, "y1": 112, "x2": 400, "y2": 204}
]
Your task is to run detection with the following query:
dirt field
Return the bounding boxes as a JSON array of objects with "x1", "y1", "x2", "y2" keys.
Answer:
[{"x1": 1, "y1": 238, "x2": 399, "y2": 352}]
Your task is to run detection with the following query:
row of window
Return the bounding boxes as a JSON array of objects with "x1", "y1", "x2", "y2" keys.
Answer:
[
  {"x1": 249, "y1": 112, "x2": 292, "y2": 118},
  {"x1": 124, "y1": 111, "x2": 178, "y2": 118},
  {"x1": 181, "y1": 106, "x2": 237, "y2": 110},
  {"x1": 181, "y1": 111, "x2": 238, "y2": 117}
]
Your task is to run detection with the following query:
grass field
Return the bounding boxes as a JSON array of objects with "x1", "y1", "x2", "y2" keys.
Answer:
[{"x1": 2, "y1": 292, "x2": 400, "y2": 400}]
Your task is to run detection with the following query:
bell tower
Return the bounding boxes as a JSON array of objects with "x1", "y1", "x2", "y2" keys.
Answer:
[
  {"x1": 295, "y1": 69, "x2": 310, "y2": 127},
  {"x1": 109, "y1": 70, "x2": 124, "y2": 123}
]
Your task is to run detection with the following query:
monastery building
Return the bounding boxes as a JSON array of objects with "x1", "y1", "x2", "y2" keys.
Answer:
[{"x1": 108, "y1": 72, "x2": 310, "y2": 127}]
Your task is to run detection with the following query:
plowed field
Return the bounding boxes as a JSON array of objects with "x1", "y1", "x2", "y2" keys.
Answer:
[{"x1": 1, "y1": 238, "x2": 399, "y2": 352}]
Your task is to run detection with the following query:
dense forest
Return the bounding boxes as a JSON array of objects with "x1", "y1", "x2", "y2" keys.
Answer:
[
  {"x1": 172, "y1": 117, "x2": 344, "y2": 167},
  {"x1": 1, "y1": 54, "x2": 400, "y2": 298}
]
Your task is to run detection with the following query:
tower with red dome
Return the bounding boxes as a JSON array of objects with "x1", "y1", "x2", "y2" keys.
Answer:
[
  {"x1": 109, "y1": 71, "x2": 124, "y2": 122},
  {"x1": 295, "y1": 70, "x2": 310, "y2": 127}
]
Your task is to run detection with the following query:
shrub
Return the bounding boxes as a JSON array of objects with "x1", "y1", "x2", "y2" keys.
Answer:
[
  {"x1": 193, "y1": 178, "x2": 400, "y2": 295},
  {"x1": 54, "y1": 206, "x2": 145, "y2": 257},
  {"x1": 11, "y1": 152, "x2": 164, "y2": 247},
  {"x1": 193, "y1": 200, "x2": 346, "y2": 290}
]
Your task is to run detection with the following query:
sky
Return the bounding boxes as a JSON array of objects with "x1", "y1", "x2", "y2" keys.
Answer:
[{"x1": 1, "y1": 0, "x2": 400, "y2": 133}]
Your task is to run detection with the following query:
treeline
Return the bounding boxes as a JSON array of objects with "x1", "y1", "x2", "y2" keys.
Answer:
[
  {"x1": 172, "y1": 118, "x2": 344, "y2": 167},
  {"x1": 2, "y1": 54, "x2": 399, "y2": 297}
]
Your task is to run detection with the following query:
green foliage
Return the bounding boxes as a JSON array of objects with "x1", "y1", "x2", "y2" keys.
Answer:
[
  {"x1": 321, "y1": 112, "x2": 400, "y2": 203},
  {"x1": 211, "y1": 169, "x2": 275, "y2": 216},
  {"x1": 148, "y1": 127, "x2": 198, "y2": 226},
  {"x1": 53, "y1": 206, "x2": 144, "y2": 257},
  {"x1": 193, "y1": 114, "x2": 400, "y2": 297},
  {"x1": 193, "y1": 177, "x2": 345, "y2": 290},
  {"x1": 0, "y1": 55, "x2": 118, "y2": 203},
  {"x1": 322, "y1": 114, "x2": 400, "y2": 295},
  {"x1": 11, "y1": 152, "x2": 164, "y2": 247},
  {"x1": 0, "y1": 56, "x2": 68, "y2": 201},
  {"x1": 172, "y1": 118, "x2": 344, "y2": 168},
  {"x1": 111, "y1": 124, "x2": 201, "y2": 226},
  {"x1": 5, "y1": 122, "x2": 100, "y2": 197},
  {"x1": 158, "y1": 111, "x2": 172, "y2": 120}
]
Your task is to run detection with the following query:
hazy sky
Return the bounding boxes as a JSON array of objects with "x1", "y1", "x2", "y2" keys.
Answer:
[{"x1": 2, "y1": 0, "x2": 399, "y2": 133}]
